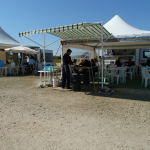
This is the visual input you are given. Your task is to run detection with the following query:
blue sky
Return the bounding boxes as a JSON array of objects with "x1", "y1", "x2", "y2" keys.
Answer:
[{"x1": 1, "y1": 0, "x2": 150, "y2": 55}]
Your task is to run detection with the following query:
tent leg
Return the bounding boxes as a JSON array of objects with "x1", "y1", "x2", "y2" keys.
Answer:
[
  {"x1": 101, "y1": 22, "x2": 104, "y2": 89},
  {"x1": 61, "y1": 45, "x2": 63, "y2": 79},
  {"x1": 22, "y1": 53, "x2": 23, "y2": 65},
  {"x1": 43, "y1": 32, "x2": 46, "y2": 86}
]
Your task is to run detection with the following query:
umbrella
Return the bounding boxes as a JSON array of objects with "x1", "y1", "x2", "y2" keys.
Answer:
[{"x1": 4, "y1": 45, "x2": 39, "y2": 54}]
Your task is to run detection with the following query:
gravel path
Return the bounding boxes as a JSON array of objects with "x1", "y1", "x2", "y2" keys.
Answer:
[{"x1": 0, "y1": 75, "x2": 150, "y2": 150}]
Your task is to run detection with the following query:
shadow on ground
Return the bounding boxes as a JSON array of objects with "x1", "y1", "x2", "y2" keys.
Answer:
[{"x1": 71, "y1": 75, "x2": 150, "y2": 103}]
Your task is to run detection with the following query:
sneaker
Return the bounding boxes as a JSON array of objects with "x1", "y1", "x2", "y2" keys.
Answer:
[{"x1": 67, "y1": 87, "x2": 72, "y2": 89}]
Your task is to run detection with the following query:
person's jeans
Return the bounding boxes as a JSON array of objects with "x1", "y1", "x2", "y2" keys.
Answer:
[
  {"x1": 62, "y1": 66, "x2": 70, "y2": 88},
  {"x1": 30, "y1": 65, "x2": 34, "y2": 74}
]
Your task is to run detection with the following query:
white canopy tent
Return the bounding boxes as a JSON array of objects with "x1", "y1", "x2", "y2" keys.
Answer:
[
  {"x1": 4, "y1": 46, "x2": 39, "y2": 54},
  {"x1": 4, "y1": 46, "x2": 39, "y2": 67},
  {"x1": 0, "y1": 27, "x2": 21, "y2": 49},
  {"x1": 104, "y1": 15, "x2": 150, "y2": 36},
  {"x1": 65, "y1": 15, "x2": 150, "y2": 50},
  {"x1": 103, "y1": 15, "x2": 150, "y2": 66},
  {"x1": 0, "y1": 26, "x2": 39, "y2": 65},
  {"x1": 102, "y1": 15, "x2": 150, "y2": 49}
]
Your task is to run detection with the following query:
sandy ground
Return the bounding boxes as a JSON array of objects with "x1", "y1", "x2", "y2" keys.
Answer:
[{"x1": 0, "y1": 75, "x2": 150, "y2": 150}]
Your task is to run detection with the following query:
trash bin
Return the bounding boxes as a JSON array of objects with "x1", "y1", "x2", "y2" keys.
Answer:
[
  {"x1": 82, "y1": 72, "x2": 89, "y2": 85},
  {"x1": 53, "y1": 78, "x2": 59, "y2": 87},
  {"x1": 72, "y1": 73, "x2": 82, "y2": 91}
]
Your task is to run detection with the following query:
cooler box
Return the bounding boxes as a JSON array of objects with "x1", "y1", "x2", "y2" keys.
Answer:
[{"x1": 45, "y1": 65, "x2": 53, "y2": 71}]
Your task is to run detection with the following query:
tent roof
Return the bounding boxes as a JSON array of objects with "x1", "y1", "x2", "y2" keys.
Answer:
[
  {"x1": 0, "y1": 27, "x2": 21, "y2": 48},
  {"x1": 62, "y1": 15, "x2": 150, "y2": 50},
  {"x1": 104, "y1": 15, "x2": 150, "y2": 36},
  {"x1": 4, "y1": 46, "x2": 39, "y2": 54},
  {"x1": 19, "y1": 22, "x2": 111, "y2": 40}
]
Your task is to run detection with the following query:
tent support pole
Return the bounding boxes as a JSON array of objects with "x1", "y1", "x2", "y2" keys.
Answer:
[
  {"x1": 101, "y1": 22, "x2": 104, "y2": 89},
  {"x1": 61, "y1": 45, "x2": 63, "y2": 79},
  {"x1": 98, "y1": 50, "x2": 100, "y2": 63},
  {"x1": 23, "y1": 35, "x2": 60, "y2": 48},
  {"x1": 43, "y1": 32, "x2": 46, "y2": 86},
  {"x1": 23, "y1": 36, "x2": 43, "y2": 47},
  {"x1": 22, "y1": 53, "x2": 23, "y2": 66}
]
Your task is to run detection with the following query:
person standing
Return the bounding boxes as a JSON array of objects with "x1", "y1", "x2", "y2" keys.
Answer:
[
  {"x1": 29, "y1": 56, "x2": 35, "y2": 75},
  {"x1": 62, "y1": 49, "x2": 72, "y2": 89}
]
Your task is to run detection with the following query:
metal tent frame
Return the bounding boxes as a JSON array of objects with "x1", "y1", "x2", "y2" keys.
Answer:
[{"x1": 19, "y1": 22, "x2": 111, "y2": 88}]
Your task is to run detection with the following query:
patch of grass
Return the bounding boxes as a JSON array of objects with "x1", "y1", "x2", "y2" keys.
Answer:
[
  {"x1": 53, "y1": 57, "x2": 61, "y2": 66},
  {"x1": 109, "y1": 75, "x2": 150, "y2": 89}
]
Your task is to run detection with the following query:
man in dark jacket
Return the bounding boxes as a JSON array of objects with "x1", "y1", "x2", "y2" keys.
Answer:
[{"x1": 62, "y1": 49, "x2": 73, "y2": 89}]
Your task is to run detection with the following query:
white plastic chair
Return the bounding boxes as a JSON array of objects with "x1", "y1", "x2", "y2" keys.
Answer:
[
  {"x1": 0, "y1": 67, "x2": 8, "y2": 76},
  {"x1": 138, "y1": 65, "x2": 143, "y2": 76},
  {"x1": 144, "y1": 69, "x2": 150, "y2": 87},
  {"x1": 113, "y1": 67, "x2": 127, "y2": 84},
  {"x1": 9, "y1": 62, "x2": 18, "y2": 75},
  {"x1": 104, "y1": 68, "x2": 111, "y2": 83},
  {"x1": 98, "y1": 66, "x2": 105, "y2": 78},
  {"x1": 93, "y1": 66, "x2": 99, "y2": 80},
  {"x1": 11, "y1": 62, "x2": 15, "y2": 67},
  {"x1": 141, "y1": 67, "x2": 150, "y2": 87},
  {"x1": 97, "y1": 66, "x2": 102, "y2": 84},
  {"x1": 108, "y1": 65, "x2": 115, "y2": 69},
  {"x1": 141, "y1": 67, "x2": 146, "y2": 86},
  {"x1": 126, "y1": 65, "x2": 136, "y2": 80}
]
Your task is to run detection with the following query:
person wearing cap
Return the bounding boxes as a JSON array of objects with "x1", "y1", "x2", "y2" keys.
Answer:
[{"x1": 62, "y1": 49, "x2": 73, "y2": 89}]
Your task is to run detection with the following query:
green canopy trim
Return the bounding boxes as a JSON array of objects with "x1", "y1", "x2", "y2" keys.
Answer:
[{"x1": 19, "y1": 22, "x2": 110, "y2": 40}]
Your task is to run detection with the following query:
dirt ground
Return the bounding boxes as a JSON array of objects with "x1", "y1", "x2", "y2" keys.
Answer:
[{"x1": 0, "y1": 75, "x2": 150, "y2": 150}]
